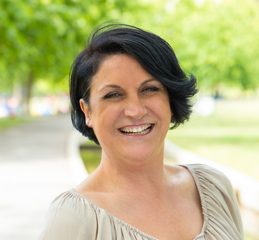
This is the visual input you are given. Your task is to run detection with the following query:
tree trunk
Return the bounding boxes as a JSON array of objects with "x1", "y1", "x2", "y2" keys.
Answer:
[{"x1": 21, "y1": 72, "x2": 34, "y2": 116}]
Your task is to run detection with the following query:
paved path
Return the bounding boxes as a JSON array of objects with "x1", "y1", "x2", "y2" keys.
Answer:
[{"x1": 0, "y1": 115, "x2": 79, "y2": 240}]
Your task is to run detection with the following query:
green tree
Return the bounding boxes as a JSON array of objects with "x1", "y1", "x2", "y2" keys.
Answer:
[
  {"x1": 163, "y1": 0, "x2": 259, "y2": 94},
  {"x1": 1, "y1": 0, "x2": 258, "y2": 115},
  {"x1": 0, "y1": 0, "x2": 153, "y2": 114}
]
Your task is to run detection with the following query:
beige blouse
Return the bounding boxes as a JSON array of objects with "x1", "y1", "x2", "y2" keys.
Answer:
[{"x1": 39, "y1": 164, "x2": 244, "y2": 240}]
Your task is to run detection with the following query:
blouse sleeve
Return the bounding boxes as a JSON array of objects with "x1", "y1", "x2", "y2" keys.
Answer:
[
  {"x1": 39, "y1": 191, "x2": 97, "y2": 240},
  {"x1": 187, "y1": 164, "x2": 244, "y2": 239}
]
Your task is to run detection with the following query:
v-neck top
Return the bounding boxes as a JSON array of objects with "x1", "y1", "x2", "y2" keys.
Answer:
[{"x1": 39, "y1": 164, "x2": 244, "y2": 240}]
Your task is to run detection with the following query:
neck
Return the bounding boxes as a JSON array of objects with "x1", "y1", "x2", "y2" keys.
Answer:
[{"x1": 94, "y1": 149, "x2": 167, "y2": 196}]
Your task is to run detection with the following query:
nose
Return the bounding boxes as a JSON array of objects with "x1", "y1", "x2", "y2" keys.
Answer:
[{"x1": 124, "y1": 96, "x2": 147, "y2": 119}]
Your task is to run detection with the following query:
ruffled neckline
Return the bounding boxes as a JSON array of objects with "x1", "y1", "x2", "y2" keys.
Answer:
[{"x1": 69, "y1": 164, "x2": 207, "y2": 240}]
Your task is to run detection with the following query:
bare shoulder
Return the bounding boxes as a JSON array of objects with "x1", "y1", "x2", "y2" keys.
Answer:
[
  {"x1": 163, "y1": 164, "x2": 203, "y2": 236},
  {"x1": 164, "y1": 164, "x2": 200, "y2": 201},
  {"x1": 164, "y1": 164, "x2": 196, "y2": 186}
]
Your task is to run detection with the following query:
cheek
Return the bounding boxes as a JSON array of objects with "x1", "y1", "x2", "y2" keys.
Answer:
[
  {"x1": 149, "y1": 96, "x2": 171, "y2": 116},
  {"x1": 90, "y1": 103, "x2": 122, "y2": 129}
]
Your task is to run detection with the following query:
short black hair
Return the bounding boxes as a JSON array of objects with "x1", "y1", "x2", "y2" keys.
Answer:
[{"x1": 70, "y1": 23, "x2": 198, "y2": 145}]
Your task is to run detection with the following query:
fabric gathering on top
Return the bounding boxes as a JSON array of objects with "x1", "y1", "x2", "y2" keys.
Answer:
[{"x1": 39, "y1": 164, "x2": 244, "y2": 240}]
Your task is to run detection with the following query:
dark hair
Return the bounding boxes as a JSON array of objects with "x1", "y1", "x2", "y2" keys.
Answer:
[{"x1": 70, "y1": 23, "x2": 198, "y2": 145}]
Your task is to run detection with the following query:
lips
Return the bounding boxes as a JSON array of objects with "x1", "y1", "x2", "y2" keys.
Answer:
[{"x1": 119, "y1": 124, "x2": 152, "y2": 136}]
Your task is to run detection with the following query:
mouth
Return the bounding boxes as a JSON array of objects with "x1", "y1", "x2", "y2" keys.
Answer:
[{"x1": 119, "y1": 124, "x2": 153, "y2": 136}]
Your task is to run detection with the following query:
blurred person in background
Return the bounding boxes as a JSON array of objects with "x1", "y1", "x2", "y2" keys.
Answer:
[{"x1": 39, "y1": 23, "x2": 244, "y2": 240}]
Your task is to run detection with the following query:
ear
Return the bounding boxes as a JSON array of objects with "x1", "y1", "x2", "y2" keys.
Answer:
[{"x1": 79, "y1": 99, "x2": 92, "y2": 128}]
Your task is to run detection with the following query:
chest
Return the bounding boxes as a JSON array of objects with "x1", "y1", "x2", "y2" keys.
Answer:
[{"x1": 104, "y1": 196, "x2": 203, "y2": 240}]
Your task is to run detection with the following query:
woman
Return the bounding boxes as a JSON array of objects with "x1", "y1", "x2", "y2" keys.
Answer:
[{"x1": 39, "y1": 24, "x2": 244, "y2": 240}]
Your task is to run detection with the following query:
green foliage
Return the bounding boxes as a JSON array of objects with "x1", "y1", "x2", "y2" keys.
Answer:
[
  {"x1": 0, "y1": 0, "x2": 152, "y2": 97},
  {"x1": 163, "y1": 0, "x2": 259, "y2": 93},
  {"x1": 1, "y1": 0, "x2": 258, "y2": 100}
]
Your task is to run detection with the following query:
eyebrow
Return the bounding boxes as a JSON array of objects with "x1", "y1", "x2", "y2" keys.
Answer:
[
  {"x1": 98, "y1": 78, "x2": 158, "y2": 92},
  {"x1": 140, "y1": 78, "x2": 158, "y2": 86}
]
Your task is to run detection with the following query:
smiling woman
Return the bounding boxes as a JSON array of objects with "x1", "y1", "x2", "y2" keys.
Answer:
[
  {"x1": 69, "y1": 24, "x2": 197, "y2": 145},
  {"x1": 78, "y1": 54, "x2": 171, "y2": 166},
  {"x1": 39, "y1": 23, "x2": 244, "y2": 240}
]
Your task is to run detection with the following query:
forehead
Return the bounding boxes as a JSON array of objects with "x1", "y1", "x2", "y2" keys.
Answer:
[
  {"x1": 95, "y1": 54, "x2": 142, "y2": 76},
  {"x1": 91, "y1": 54, "x2": 155, "y2": 90}
]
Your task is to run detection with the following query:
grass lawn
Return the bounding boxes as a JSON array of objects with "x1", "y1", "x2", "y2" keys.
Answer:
[
  {"x1": 166, "y1": 98, "x2": 259, "y2": 180},
  {"x1": 80, "y1": 143, "x2": 101, "y2": 174},
  {"x1": 0, "y1": 116, "x2": 34, "y2": 132}
]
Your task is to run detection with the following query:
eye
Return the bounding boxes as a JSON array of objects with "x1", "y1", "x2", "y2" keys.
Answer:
[
  {"x1": 141, "y1": 86, "x2": 160, "y2": 93},
  {"x1": 103, "y1": 92, "x2": 123, "y2": 99}
]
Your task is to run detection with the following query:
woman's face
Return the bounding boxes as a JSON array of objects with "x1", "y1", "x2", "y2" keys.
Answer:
[{"x1": 80, "y1": 54, "x2": 171, "y2": 166}]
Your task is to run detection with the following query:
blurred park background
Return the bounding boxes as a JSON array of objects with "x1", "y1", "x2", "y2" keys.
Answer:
[
  {"x1": 1, "y1": 0, "x2": 259, "y2": 117},
  {"x1": 1, "y1": 0, "x2": 259, "y2": 239}
]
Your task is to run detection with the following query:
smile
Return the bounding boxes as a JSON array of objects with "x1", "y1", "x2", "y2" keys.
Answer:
[{"x1": 119, "y1": 124, "x2": 152, "y2": 136}]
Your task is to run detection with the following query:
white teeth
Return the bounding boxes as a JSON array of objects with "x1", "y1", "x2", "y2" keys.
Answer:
[{"x1": 120, "y1": 124, "x2": 152, "y2": 135}]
